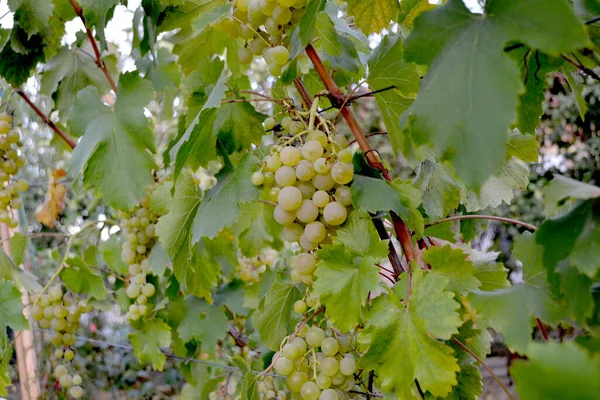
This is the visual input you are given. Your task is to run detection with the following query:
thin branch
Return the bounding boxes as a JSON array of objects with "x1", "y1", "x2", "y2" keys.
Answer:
[
  {"x1": 562, "y1": 53, "x2": 600, "y2": 82},
  {"x1": 350, "y1": 389, "x2": 382, "y2": 398},
  {"x1": 16, "y1": 89, "x2": 76, "y2": 149},
  {"x1": 221, "y1": 98, "x2": 283, "y2": 104},
  {"x1": 452, "y1": 338, "x2": 515, "y2": 400},
  {"x1": 375, "y1": 263, "x2": 394, "y2": 275},
  {"x1": 426, "y1": 214, "x2": 537, "y2": 231},
  {"x1": 88, "y1": 265, "x2": 127, "y2": 282},
  {"x1": 239, "y1": 90, "x2": 278, "y2": 101},
  {"x1": 536, "y1": 318, "x2": 549, "y2": 341},
  {"x1": 371, "y1": 215, "x2": 404, "y2": 276},
  {"x1": 259, "y1": 199, "x2": 277, "y2": 207},
  {"x1": 68, "y1": 0, "x2": 118, "y2": 93},
  {"x1": 585, "y1": 16, "x2": 600, "y2": 24},
  {"x1": 348, "y1": 131, "x2": 388, "y2": 146},
  {"x1": 379, "y1": 272, "x2": 396, "y2": 285},
  {"x1": 294, "y1": 78, "x2": 316, "y2": 111}
]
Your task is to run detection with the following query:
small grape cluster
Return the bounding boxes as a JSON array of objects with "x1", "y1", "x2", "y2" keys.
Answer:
[
  {"x1": 118, "y1": 195, "x2": 158, "y2": 322},
  {"x1": 30, "y1": 285, "x2": 90, "y2": 398},
  {"x1": 257, "y1": 376, "x2": 287, "y2": 399},
  {"x1": 238, "y1": 249, "x2": 277, "y2": 283},
  {"x1": 273, "y1": 326, "x2": 357, "y2": 400},
  {"x1": 252, "y1": 115, "x2": 353, "y2": 284},
  {"x1": 0, "y1": 113, "x2": 28, "y2": 228},
  {"x1": 213, "y1": 0, "x2": 308, "y2": 75}
]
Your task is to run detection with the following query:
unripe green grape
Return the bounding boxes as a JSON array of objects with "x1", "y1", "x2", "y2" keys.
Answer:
[
  {"x1": 0, "y1": 121, "x2": 10, "y2": 134},
  {"x1": 287, "y1": 371, "x2": 308, "y2": 392},
  {"x1": 128, "y1": 263, "x2": 141, "y2": 275},
  {"x1": 72, "y1": 375, "x2": 82, "y2": 385},
  {"x1": 263, "y1": 171, "x2": 274, "y2": 185},
  {"x1": 272, "y1": 6, "x2": 292, "y2": 25},
  {"x1": 15, "y1": 179, "x2": 28, "y2": 192},
  {"x1": 339, "y1": 357, "x2": 356, "y2": 376},
  {"x1": 294, "y1": 0, "x2": 307, "y2": 7},
  {"x1": 31, "y1": 305, "x2": 43, "y2": 321},
  {"x1": 313, "y1": 158, "x2": 331, "y2": 174},
  {"x1": 334, "y1": 186, "x2": 352, "y2": 207},
  {"x1": 54, "y1": 349, "x2": 64, "y2": 358},
  {"x1": 142, "y1": 283, "x2": 156, "y2": 297},
  {"x1": 337, "y1": 149, "x2": 352, "y2": 163},
  {"x1": 49, "y1": 286, "x2": 62, "y2": 302},
  {"x1": 321, "y1": 337, "x2": 339, "y2": 356},
  {"x1": 306, "y1": 130, "x2": 328, "y2": 146},
  {"x1": 302, "y1": 140, "x2": 324, "y2": 161},
  {"x1": 321, "y1": 357, "x2": 339, "y2": 376},
  {"x1": 63, "y1": 333, "x2": 76, "y2": 346},
  {"x1": 290, "y1": 120, "x2": 305, "y2": 134},
  {"x1": 43, "y1": 305, "x2": 55, "y2": 319},
  {"x1": 239, "y1": 24, "x2": 255, "y2": 40},
  {"x1": 64, "y1": 349, "x2": 75, "y2": 361},
  {"x1": 38, "y1": 319, "x2": 50, "y2": 329},
  {"x1": 11, "y1": 198, "x2": 22, "y2": 209},
  {"x1": 331, "y1": 162, "x2": 354, "y2": 184},
  {"x1": 278, "y1": 186, "x2": 303, "y2": 211},
  {"x1": 299, "y1": 234, "x2": 318, "y2": 251},
  {"x1": 271, "y1": 45, "x2": 290, "y2": 65},
  {"x1": 278, "y1": 0, "x2": 295, "y2": 6},
  {"x1": 304, "y1": 221, "x2": 327, "y2": 243},
  {"x1": 132, "y1": 273, "x2": 146, "y2": 285},
  {"x1": 60, "y1": 375, "x2": 74, "y2": 389},
  {"x1": 266, "y1": 154, "x2": 282, "y2": 171},
  {"x1": 312, "y1": 191, "x2": 330, "y2": 208},
  {"x1": 249, "y1": 38, "x2": 267, "y2": 55},
  {"x1": 330, "y1": 372, "x2": 344, "y2": 386},
  {"x1": 280, "y1": 146, "x2": 302, "y2": 166},
  {"x1": 54, "y1": 365, "x2": 68, "y2": 378},
  {"x1": 292, "y1": 336, "x2": 308, "y2": 353},
  {"x1": 238, "y1": 47, "x2": 253, "y2": 64},
  {"x1": 296, "y1": 181, "x2": 316, "y2": 199},
  {"x1": 316, "y1": 374, "x2": 331, "y2": 390},
  {"x1": 281, "y1": 117, "x2": 293, "y2": 130},
  {"x1": 300, "y1": 273, "x2": 313, "y2": 284},
  {"x1": 69, "y1": 386, "x2": 84, "y2": 399},
  {"x1": 294, "y1": 299, "x2": 307, "y2": 313},
  {"x1": 301, "y1": 381, "x2": 321, "y2": 400},
  {"x1": 251, "y1": 171, "x2": 264, "y2": 186},
  {"x1": 126, "y1": 284, "x2": 141, "y2": 299},
  {"x1": 264, "y1": 117, "x2": 277, "y2": 130},
  {"x1": 260, "y1": 0, "x2": 276, "y2": 15},
  {"x1": 51, "y1": 318, "x2": 67, "y2": 331},
  {"x1": 290, "y1": 268, "x2": 302, "y2": 283},
  {"x1": 291, "y1": 8, "x2": 305, "y2": 23},
  {"x1": 136, "y1": 245, "x2": 147, "y2": 254},
  {"x1": 121, "y1": 248, "x2": 136, "y2": 264},
  {"x1": 137, "y1": 231, "x2": 149, "y2": 245},
  {"x1": 337, "y1": 336, "x2": 350, "y2": 354},
  {"x1": 313, "y1": 173, "x2": 335, "y2": 191},
  {"x1": 137, "y1": 294, "x2": 148, "y2": 305},
  {"x1": 323, "y1": 202, "x2": 347, "y2": 226},
  {"x1": 283, "y1": 343, "x2": 301, "y2": 359},
  {"x1": 296, "y1": 199, "x2": 319, "y2": 223},
  {"x1": 265, "y1": 18, "x2": 280, "y2": 36},
  {"x1": 275, "y1": 165, "x2": 297, "y2": 186},
  {"x1": 274, "y1": 356, "x2": 294, "y2": 375},
  {"x1": 268, "y1": 187, "x2": 280, "y2": 202},
  {"x1": 319, "y1": 388, "x2": 339, "y2": 400},
  {"x1": 306, "y1": 326, "x2": 326, "y2": 348},
  {"x1": 274, "y1": 205, "x2": 296, "y2": 225},
  {"x1": 295, "y1": 253, "x2": 316, "y2": 274},
  {"x1": 54, "y1": 306, "x2": 68, "y2": 319},
  {"x1": 296, "y1": 162, "x2": 315, "y2": 182},
  {"x1": 138, "y1": 304, "x2": 148, "y2": 315},
  {"x1": 282, "y1": 223, "x2": 303, "y2": 242}
]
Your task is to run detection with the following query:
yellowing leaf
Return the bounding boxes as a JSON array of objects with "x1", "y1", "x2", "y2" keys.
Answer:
[
  {"x1": 35, "y1": 168, "x2": 67, "y2": 228},
  {"x1": 346, "y1": 0, "x2": 400, "y2": 34}
]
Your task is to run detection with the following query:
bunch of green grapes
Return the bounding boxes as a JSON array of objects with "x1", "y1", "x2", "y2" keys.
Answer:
[
  {"x1": 30, "y1": 285, "x2": 90, "y2": 398},
  {"x1": 257, "y1": 376, "x2": 287, "y2": 399},
  {"x1": 212, "y1": 0, "x2": 308, "y2": 75},
  {"x1": 118, "y1": 195, "x2": 158, "y2": 322},
  {"x1": 238, "y1": 249, "x2": 277, "y2": 283},
  {"x1": 273, "y1": 326, "x2": 357, "y2": 400},
  {"x1": 251, "y1": 115, "x2": 353, "y2": 284},
  {"x1": 0, "y1": 113, "x2": 28, "y2": 228}
]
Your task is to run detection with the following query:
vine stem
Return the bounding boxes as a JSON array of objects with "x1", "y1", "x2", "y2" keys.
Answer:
[
  {"x1": 260, "y1": 308, "x2": 323, "y2": 376},
  {"x1": 304, "y1": 44, "x2": 417, "y2": 300},
  {"x1": 348, "y1": 131, "x2": 388, "y2": 146},
  {"x1": 34, "y1": 219, "x2": 120, "y2": 304},
  {"x1": 426, "y1": 215, "x2": 537, "y2": 231},
  {"x1": 15, "y1": 89, "x2": 76, "y2": 149},
  {"x1": 68, "y1": 0, "x2": 118, "y2": 93},
  {"x1": 452, "y1": 338, "x2": 515, "y2": 400}
]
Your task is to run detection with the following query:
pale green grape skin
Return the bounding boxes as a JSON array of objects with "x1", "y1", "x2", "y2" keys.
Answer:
[
  {"x1": 278, "y1": 0, "x2": 296, "y2": 6},
  {"x1": 141, "y1": 283, "x2": 156, "y2": 297},
  {"x1": 266, "y1": 154, "x2": 282, "y2": 171},
  {"x1": 306, "y1": 130, "x2": 328, "y2": 146},
  {"x1": 321, "y1": 337, "x2": 340, "y2": 356},
  {"x1": 275, "y1": 165, "x2": 296, "y2": 187},
  {"x1": 126, "y1": 284, "x2": 140, "y2": 299},
  {"x1": 268, "y1": 187, "x2": 281, "y2": 202},
  {"x1": 337, "y1": 336, "x2": 350, "y2": 354},
  {"x1": 300, "y1": 381, "x2": 321, "y2": 400},
  {"x1": 282, "y1": 223, "x2": 303, "y2": 242},
  {"x1": 304, "y1": 221, "x2": 327, "y2": 243},
  {"x1": 313, "y1": 157, "x2": 331, "y2": 174},
  {"x1": 272, "y1": 7, "x2": 292, "y2": 25},
  {"x1": 331, "y1": 162, "x2": 354, "y2": 185},
  {"x1": 338, "y1": 149, "x2": 352, "y2": 163},
  {"x1": 294, "y1": 299, "x2": 307, "y2": 313},
  {"x1": 290, "y1": 268, "x2": 302, "y2": 283},
  {"x1": 274, "y1": 205, "x2": 296, "y2": 225},
  {"x1": 339, "y1": 357, "x2": 356, "y2": 376},
  {"x1": 54, "y1": 365, "x2": 68, "y2": 378},
  {"x1": 296, "y1": 182, "x2": 316, "y2": 199},
  {"x1": 296, "y1": 162, "x2": 315, "y2": 181},
  {"x1": 239, "y1": 24, "x2": 255, "y2": 40},
  {"x1": 312, "y1": 173, "x2": 335, "y2": 191},
  {"x1": 268, "y1": 63, "x2": 283, "y2": 76},
  {"x1": 278, "y1": 186, "x2": 303, "y2": 211},
  {"x1": 64, "y1": 349, "x2": 75, "y2": 361},
  {"x1": 59, "y1": 374, "x2": 73, "y2": 388},
  {"x1": 72, "y1": 375, "x2": 82, "y2": 385},
  {"x1": 306, "y1": 326, "x2": 326, "y2": 348},
  {"x1": 291, "y1": 336, "x2": 308, "y2": 353},
  {"x1": 283, "y1": 343, "x2": 301, "y2": 359},
  {"x1": 321, "y1": 357, "x2": 339, "y2": 377},
  {"x1": 271, "y1": 45, "x2": 290, "y2": 66},
  {"x1": 296, "y1": 199, "x2": 319, "y2": 223},
  {"x1": 251, "y1": 171, "x2": 265, "y2": 185},
  {"x1": 264, "y1": 117, "x2": 277, "y2": 130},
  {"x1": 281, "y1": 117, "x2": 293, "y2": 130},
  {"x1": 319, "y1": 389, "x2": 339, "y2": 400},
  {"x1": 316, "y1": 374, "x2": 331, "y2": 389},
  {"x1": 334, "y1": 186, "x2": 352, "y2": 207},
  {"x1": 312, "y1": 190, "x2": 330, "y2": 208},
  {"x1": 299, "y1": 233, "x2": 319, "y2": 251},
  {"x1": 280, "y1": 146, "x2": 302, "y2": 166},
  {"x1": 295, "y1": 252, "x2": 316, "y2": 274},
  {"x1": 287, "y1": 371, "x2": 308, "y2": 392},
  {"x1": 302, "y1": 140, "x2": 324, "y2": 161},
  {"x1": 238, "y1": 47, "x2": 253, "y2": 64},
  {"x1": 249, "y1": 38, "x2": 267, "y2": 55},
  {"x1": 323, "y1": 202, "x2": 347, "y2": 226},
  {"x1": 274, "y1": 357, "x2": 294, "y2": 375},
  {"x1": 69, "y1": 386, "x2": 84, "y2": 399}
]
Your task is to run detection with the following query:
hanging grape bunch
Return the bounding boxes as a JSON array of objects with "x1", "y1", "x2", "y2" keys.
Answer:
[
  {"x1": 0, "y1": 113, "x2": 28, "y2": 228},
  {"x1": 273, "y1": 325, "x2": 357, "y2": 400},
  {"x1": 213, "y1": 0, "x2": 307, "y2": 75},
  {"x1": 257, "y1": 376, "x2": 287, "y2": 399},
  {"x1": 30, "y1": 285, "x2": 91, "y2": 398},
  {"x1": 238, "y1": 249, "x2": 277, "y2": 283},
  {"x1": 252, "y1": 113, "x2": 353, "y2": 285},
  {"x1": 118, "y1": 193, "x2": 159, "y2": 322}
]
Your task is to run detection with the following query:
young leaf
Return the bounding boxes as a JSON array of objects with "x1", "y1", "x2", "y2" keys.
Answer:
[
  {"x1": 69, "y1": 72, "x2": 157, "y2": 210},
  {"x1": 61, "y1": 256, "x2": 107, "y2": 300},
  {"x1": 403, "y1": 0, "x2": 589, "y2": 188},
  {"x1": 424, "y1": 245, "x2": 481, "y2": 293},
  {"x1": 361, "y1": 269, "x2": 461, "y2": 397},
  {"x1": 315, "y1": 12, "x2": 342, "y2": 57},
  {"x1": 129, "y1": 319, "x2": 172, "y2": 371},
  {"x1": 313, "y1": 211, "x2": 388, "y2": 332},
  {"x1": 505, "y1": 130, "x2": 539, "y2": 162},
  {"x1": 9, "y1": 233, "x2": 27, "y2": 267},
  {"x1": 0, "y1": 280, "x2": 29, "y2": 333},
  {"x1": 346, "y1": 0, "x2": 400, "y2": 34}
]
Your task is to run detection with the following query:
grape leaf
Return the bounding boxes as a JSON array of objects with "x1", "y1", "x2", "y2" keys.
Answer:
[
  {"x1": 9, "y1": 233, "x2": 26, "y2": 267},
  {"x1": 398, "y1": 0, "x2": 435, "y2": 30},
  {"x1": 315, "y1": 12, "x2": 342, "y2": 57},
  {"x1": 361, "y1": 269, "x2": 461, "y2": 397},
  {"x1": 136, "y1": 47, "x2": 182, "y2": 92},
  {"x1": 0, "y1": 29, "x2": 46, "y2": 87},
  {"x1": 0, "y1": 280, "x2": 29, "y2": 333},
  {"x1": 505, "y1": 130, "x2": 539, "y2": 162},
  {"x1": 174, "y1": 27, "x2": 241, "y2": 76},
  {"x1": 8, "y1": 0, "x2": 53, "y2": 37},
  {"x1": 191, "y1": 3, "x2": 232, "y2": 35},
  {"x1": 469, "y1": 233, "x2": 566, "y2": 352},
  {"x1": 178, "y1": 295, "x2": 228, "y2": 356},
  {"x1": 192, "y1": 153, "x2": 260, "y2": 241},
  {"x1": 173, "y1": 109, "x2": 218, "y2": 181},
  {"x1": 541, "y1": 175, "x2": 600, "y2": 216},
  {"x1": 232, "y1": 357, "x2": 260, "y2": 400},
  {"x1": 313, "y1": 211, "x2": 388, "y2": 332},
  {"x1": 148, "y1": 242, "x2": 169, "y2": 276},
  {"x1": 78, "y1": 0, "x2": 118, "y2": 27},
  {"x1": 100, "y1": 235, "x2": 128, "y2": 275},
  {"x1": 214, "y1": 102, "x2": 267, "y2": 155},
  {"x1": 563, "y1": 65, "x2": 588, "y2": 120},
  {"x1": 511, "y1": 342, "x2": 600, "y2": 399},
  {"x1": 297, "y1": 0, "x2": 326, "y2": 50},
  {"x1": 129, "y1": 319, "x2": 171, "y2": 370},
  {"x1": 346, "y1": 0, "x2": 400, "y2": 34},
  {"x1": 423, "y1": 245, "x2": 481, "y2": 293},
  {"x1": 253, "y1": 275, "x2": 302, "y2": 351},
  {"x1": 61, "y1": 256, "x2": 106, "y2": 300},
  {"x1": 367, "y1": 34, "x2": 420, "y2": 154},
  {"x1": 461, "y1": 247, "x2": 510, "y2": 291},
  {"x1": 555, "y1": 264, "x2": 594, "y2": 322},
  {"x1": 233, "y1": 201, "x2": 283, "y2": 257},
  {"x1": 351, "y1": 175, "x2": 424, "y2": 236},
  {"x1": 69, "y1": 72, "x2": 157, "y2": 211},
  {"x1": 403, "y1": 0, "x2": 589, "y2": 188},
  {"x1": 414, "y1": 160, "x2": 461, "y2": 221},
  {"x1": 0, "y1": 29, "x2": 10, "y2": 52}
]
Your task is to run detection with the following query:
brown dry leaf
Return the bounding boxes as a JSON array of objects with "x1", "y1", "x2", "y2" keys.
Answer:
[{"x1": 35, "y1": 169, "x2": 67, "y2": 228}]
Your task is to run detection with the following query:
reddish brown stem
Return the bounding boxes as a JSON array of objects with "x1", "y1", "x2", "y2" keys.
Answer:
[
  {"x1": 427, "y1": 214, "x2": 537, "y2": 231},
  {"x1": 16, "y1": 89, "x2": 76, "y2": 149},
  {"x1": 536, "y1": 318, "x2": 549, "y2": 341},
  {"x1": 68, "y1": 0, "x2": 118, "y2": 93},
  {"x1": 294, "y1": 78, "x2": 315, "y2": 111}
]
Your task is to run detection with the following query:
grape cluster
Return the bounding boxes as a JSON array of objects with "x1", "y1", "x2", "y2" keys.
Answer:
[
  {"x1": 273, "y1": 326, "x2": 357, "y2": 400},
  {"x1": 213, "y1": 0, "x2": 308, "y2": 75},
  {"x1": 257, "y1": 376, "x2": 287, "y2": 399},
  {"x1": 238, "y1": 249, "x2": 277, "y2": 283},
  {"x1": 30, "y1": 285, "x2": 90, "y2": 398},
  {"x1": 118, "y1": 195, "x2": 158, "y2": 322},
  {"x1": 0, "y1": 113, "x2": 28, "y2": 228},
  {"x1": 252, "y1": 115, "x2": 353, "y2": 284}
]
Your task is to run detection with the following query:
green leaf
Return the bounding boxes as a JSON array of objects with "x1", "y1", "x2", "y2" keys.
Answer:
[
  {"x1": 9, "y1": 233, "x2": 27, "y2": 267},
  {"x1": 8, "y1": 0, "x2": 53, "y2": 37},
  {"x1": 129, "y1": 319, "x2": 171, "y2": 370},
  {"x1": 100, "y1": 235, "x2": 128, "y2": 275},
  {"x1": 148, "y1": 242, "x2": 169, "y2": 276},
  {"x1": 174, "y1": 27, "x2": 241, "y2": 76},
  {"x1": 0, "y1": 29, "x2": 46, "y2": 87},
  {"x1": 61, "y1": 256, "x2": 106, "y2": 300},
  {"x1": 0, "y1": 280, "x2": 29, "y2": 333},
  {"x1": 555, "y1": 264, "x2": 594, "y2": 322},
  {"x1": 135, "y1": 47, "x2": 182, "y2": 92},
  {"x1": 0, "y1": 29, "x2": 10, "y2": 52},
  {"x1": 505, "y1": 130, "x2": 539, "y2": 162},
  {"x1": 232, "y1": 357, "x2": 260, "y2": 400},
  {"x1": 69, "y1": 72, "x2": 157, "y2": 210},
  {"x1": 313, "y1": 211, "x2": 388, "y2": 332},
  {"x1": 397, "y1": 0, "x2": 436, "y2": 30},
  {"x1": 403, "y1": 0, "x2": 589, "y2": 188},
  {"x1": 192, "y1": 153, "x2": 260, "y2": 241},
  {"x1": 346, "y1": 0, "x2": 400, "y2": 34},
  {"x1": 253, "y1": 275, "x2": 302, "y2": 351},
  {"x1": 173, "y1": 108, "x2": 218, "y2": 181},
  {"x1": 424, "y1": 245, "x2": 481, "y2": 292},
  {"x1": 78, "y1": 0, "x2": 118, "y2": 27},
  {"x1": 214, "y1": 102, "x2": 267, "y2": 155},
  {"x1": 191, "y1": 3, "x2": 233, "y2": 35},
  {"x1": 563, "y1": 65, "x2": 588, "y2": 120},
  {"x1": 351, "y1": 175, "x2": 424, "y2": 236},
  {"x1": 414, "y1": 160, "x2": 461, "y2": 221},
  {"x1": 469, "y1": 233, "x2": 566, "y2": 352},
  {"x1": 297, "y1": 0, "x2": 326, "y2": 51},
  {"x1": 178, "y1": 295, "x2": 228, "y2": 356},
  {"x1": 233, "y1": 201, "x2": 283, "y2": 257},
  {"x1": 511, "y1": 342, "x2": 600, "y2": 400},
  {"x1": 463, "y1": 247, "x2": 510, "y2": 291},
  {"x1": 541, "y1": 175, "x2": 600, "y2": 216},
  {"x1": 315, "y1": 12, "x2": 342, "y2": 57},
  {"x1": 361, "y1": 269, "x2": 461, "y2": 397}
]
